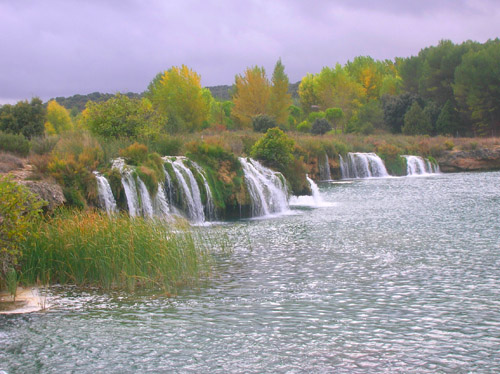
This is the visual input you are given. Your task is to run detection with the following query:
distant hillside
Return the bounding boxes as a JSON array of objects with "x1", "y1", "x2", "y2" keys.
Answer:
[
  {"x1": 50, "y1": 82, "x2": 300, "y2": 112},
  {"x1": 51, "y1": 92, "x2": 142, "y2": 112}
]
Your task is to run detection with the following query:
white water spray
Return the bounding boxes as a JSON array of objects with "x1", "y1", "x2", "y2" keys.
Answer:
[
  {"x1": 93, "y1": 172, "x2": 117, "y2": 214},
  {"x1": 340, "y1": 153, "x2": 389, "y2": 179}
]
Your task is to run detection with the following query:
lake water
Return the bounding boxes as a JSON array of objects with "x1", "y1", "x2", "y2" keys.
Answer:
[{"x1": 1, "y1": 172, "x2": 500, "y2": 373}]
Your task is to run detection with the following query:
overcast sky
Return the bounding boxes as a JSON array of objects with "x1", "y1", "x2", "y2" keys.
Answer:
[{"x1": 1, "y1": 0, "x2": 499, "y2": 104}]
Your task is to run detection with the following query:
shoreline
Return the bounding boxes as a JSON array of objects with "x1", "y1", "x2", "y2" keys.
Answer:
[{"x1": 0, "y1": 287, "x2": 48, "y2": 315}]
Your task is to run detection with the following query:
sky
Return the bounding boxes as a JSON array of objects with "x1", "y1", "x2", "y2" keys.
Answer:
[{"x1": 1, "y1": 0, "x2": 500, "y2": 104}]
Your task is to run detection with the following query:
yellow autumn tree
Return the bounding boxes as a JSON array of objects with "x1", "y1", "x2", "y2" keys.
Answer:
[
  {"x1": 298, "y1": 73, "x2": 318, "y2": 115},
  {"x1": 148, "y1": 65, "x2": 211, "y2": 132},
  {"x1": 269, "y1": 59, "x2": 292, "y2": 126},
  {"x1": 44, "y1": 100, "x2": 73, "y2": 135},
  {"x1": 232, "y1": 66, "x2": 271, "y2": 128}
]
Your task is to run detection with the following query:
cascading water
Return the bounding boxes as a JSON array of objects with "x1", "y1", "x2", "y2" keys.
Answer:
[
  {"x1": 164, "y1": 157, "x2": 206, "y2": 223},
  {"x1": 137, "y1": 179, "x2": 154, "y2": 218},
  {"x1": 112, "y1": 158, "x2": 140, "y2": 217},
  {"x1": 239, "y1": 157, "x2": 289, "y2": 217},
  {"x1": 403, "y1": 155, "x2": 440, "y2": 176},
  {"x1": 153, "y1": 183, "x2": 170, "y2": 218},
  {"x1": 192, "y1": 163, "x2": 217, "y2": 221},
  {"x1": 319, "y1": 154, "x2": 332, "y2": 181},
  {"x1": 93, "y1": 172, "x2": 117, "y2": 214},
  {"x1": 307, "y1": 176, "x2": 324, "y2": 205},
  {"x1": 339, "y1": 152, "x2": 389, "y2": 179}
]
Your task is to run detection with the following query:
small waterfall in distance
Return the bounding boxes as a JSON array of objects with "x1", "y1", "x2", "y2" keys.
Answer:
[
  {"x1": 340, "y1": 153, "x2": 389, "y2": 179},
  {"x1": 319, "y1": 153, "x2": 332, "y2": 181},
  {"x1": 112, "y1": 158, "x2": 140, "y2": 217},
  {"x1": 94, "y1": 172, "x2": 117, "y2": 214},
  {"x1": 239, "y1": 157, "x2": 289, "y2": 217},
  {"x1": 307, "y1": 176, "x2": 323, "y2": 205},
  {"x1": 403, "y1": 155, "x2": 440, "y2": 175}
]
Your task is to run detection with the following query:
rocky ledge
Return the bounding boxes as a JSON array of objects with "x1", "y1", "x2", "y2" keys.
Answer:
[{"x1": 437, "y1": 146, "x2": 500, "y2": 172}]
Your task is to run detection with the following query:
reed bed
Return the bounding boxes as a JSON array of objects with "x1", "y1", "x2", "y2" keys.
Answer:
[{"x1": 20, "y1": 210, "x2": 212, "y2": 292}]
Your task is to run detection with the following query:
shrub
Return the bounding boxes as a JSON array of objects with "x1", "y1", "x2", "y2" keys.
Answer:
[
  {"x1": 0, "y1": 153, "x2": 24, "y2": 173},
  {"x1": 149, "y1": 134, "x2": 183, "y2": 156},
  {"x1": 0, "y1": 176, "x2": 45, "y2": 290},
  {"x1": 251, "y1": 128, "x2": 295, "y2": 172},
  {"x1": 444, "y1": 140, "x2": 455, "y2": 151},
  {"x1": 252, "y1": 115, "x2": 278, "y2": 133},
  {"x1": 119, "y1": 142, "x2": 149, "y2": 165},
  {"x1": 30, "y1": 135, "x2": 59, "y2": 155},
  {"x1": 377, "y1": 143, "x2": 406, "y2": 176},
  {"x1": 297, "y1": 121, "x2": 311, "y2": 133},
  {"x1": 0, "y1": 131, "x2": 30, "y2": 156},
  {"x1": 311, "y1": 118, "x2": 332, "y2": 135}
]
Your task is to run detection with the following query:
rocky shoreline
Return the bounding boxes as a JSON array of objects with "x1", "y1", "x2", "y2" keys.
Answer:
[{"x1": 437, "y1": 146, "x2": 500, "y2": 173}]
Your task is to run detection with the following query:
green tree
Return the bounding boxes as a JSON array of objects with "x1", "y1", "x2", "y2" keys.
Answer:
[
  {"x1": 269, "y1": 58, "x2": 292, "y2": 126},
  {"x1": 250, "y1": 127, "x2": 295, "y2": 172},
  {"x1": 311, "y1": 118, "x2": 332, "y2": 135},
  {"x1": 0, "y1": 98, "x2": 45, "y2": 139},
  {"x1": 45, "y1": 100, "x2": 73, "y2": 134},
  {"x1": 325, "y1": 107, "x2": 344, "y2": 132},
  {"x1": 147, "y1": 65, "x2": 211, "y2": 132},
  {"x1": 232, "y1": 66, "x2": 271, "y2": 128},
  {"x1": 252, "y1": 115, "x2": 278, "y2": 133},
  {"x1": 454, "y1": 40, "x2": 500, "y2": 136},
  {"x1": 298, "y1": 73, "x2": 318, "y2": 115},
  {"x1": 0, "y1": 176, "x2": 45, "y2": 286},
  {"x1": 402, "y1": 101, "x2": 432, "y2": 135},
  {"x1": 435, "y1": 99, "x2": 459, "y2": 136},
  {"x1": 84, "y1": 94, "x2": 164, "y2": 139}
]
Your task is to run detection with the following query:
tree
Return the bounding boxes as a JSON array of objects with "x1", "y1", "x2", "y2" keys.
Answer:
[
  {"x1": 435, "y1": 99, "x2": 459, "y2": 136},
  {"x1": 232, "y1": 66, "x2": 271, "y2": 128},
  {"x1": 250, "y1": 127, "x2": 294, "y2": 172},
  {"x1": 454, "y1": 40, "x2": 500, "y2": 136},
  {"x1": 269, "y1": 58, "x2": 292, "y2": 126},
  {"x1": 84, "y1": 94, "x2": 164, "y2": 139},
  {"x1": 298, "y1": 73, "x2": 318, "y2": 115},
  {"x1": 0, "y1": 176, "x2": 45, "y2": 285},
  {"x1": 45, "y1": 100, "x2": 73, "y2": 135},
  {"x1": 0, "y1": 98, "x2": 45, "y2": 139},
  {"x1": 402, "y1": 101, "x2": 432, "y2": 135},
  {"x1": 325, "y1": 108, "x2": 344, "y2": 132},
  {"x1": 147, "y1": 65, "x2": 211, "y2": 132},
  {"x1": 382, "y1": 93, "x2": 421, "y2": 133},
  {"x1": 252, "y1": 115, "x2": 278, "y2": 133},
  {"x1": 311, "y1": 118, "x2": 332, "y2": 135}
]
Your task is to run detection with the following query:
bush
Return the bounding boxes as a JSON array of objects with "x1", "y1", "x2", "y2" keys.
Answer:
[
  {"x1": 0, "y1": 131, "x2": 30, "y2": 156},
  {"x1": 0, "y1": 176, "x2": 45, "y2": 289},
  {"x1": 119, "y1": 142, "x2": 149, "y2": 165},
  {"x1": 251, "y1": 128, "x2": 295, "y2": 172},
  {"x1": 297, "y1": 121, "x2": 311, "y2": 133},
  {"x1": 311, "y1": 118, "x2": 332, "y2": 135},
  {"x1": 149, "y1": 134, "x2": 183, "y2": 156},
  {"x1": 30, "y1": 135, "x2": 59, "y2": 155},
  {"x1": 252, "y1": 115, "x2": 278, "y2": 133}
]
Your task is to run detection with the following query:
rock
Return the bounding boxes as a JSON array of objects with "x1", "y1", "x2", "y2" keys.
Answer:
[
  {"x1": 20, "y1": 180, "x2": 65, "y2": 210},
  {"x1": 437, "y1": 146, "x2": 500, "y2": 172}
]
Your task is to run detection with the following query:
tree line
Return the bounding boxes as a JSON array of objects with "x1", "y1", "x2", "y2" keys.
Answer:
[{"x1": 1, "y1": 38, "x2": 499, "y2": 141}]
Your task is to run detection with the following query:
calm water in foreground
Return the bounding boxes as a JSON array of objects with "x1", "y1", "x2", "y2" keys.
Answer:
[{"x1": 1, "y1": 172, "x2": 500, "y2": 373}]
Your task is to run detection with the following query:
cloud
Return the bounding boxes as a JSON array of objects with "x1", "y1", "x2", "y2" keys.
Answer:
[{"x1": 0, "y1": 0, "x2": 499, "y2": 103}]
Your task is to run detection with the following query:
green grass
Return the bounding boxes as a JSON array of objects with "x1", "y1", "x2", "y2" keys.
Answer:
[{"x1": 20, "y1": 209, "x2": 213, "y2": 292}]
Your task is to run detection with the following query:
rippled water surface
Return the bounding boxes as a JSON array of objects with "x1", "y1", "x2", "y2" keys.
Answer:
[{"x1": 2, "y1": 172, "x2": 500, "y2": 373}]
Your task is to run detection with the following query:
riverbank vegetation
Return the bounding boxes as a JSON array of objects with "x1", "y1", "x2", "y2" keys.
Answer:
[{"x1": 1, "y1": 38, "x2": 500, "y2": 295}]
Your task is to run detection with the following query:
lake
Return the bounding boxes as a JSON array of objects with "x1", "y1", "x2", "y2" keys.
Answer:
[{"x1": 1, "y1": 171, "x2": 499, "y2": 373}]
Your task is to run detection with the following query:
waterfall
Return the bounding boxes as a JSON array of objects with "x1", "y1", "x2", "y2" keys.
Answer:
[
  {"x1": 93, "y1": 172, "x2": 117, "y2": 214},
  {"x1": 192, "y1": 163, "x2": 217, "y2": 221},
  {"x1": 319, "y1": 153, "x2": 332, "y2": 181},
  {"x1": 307, "y1": 176, "x2": 324, "y2": 205},
  {"x1": 239, "y1": 157, "x2": 289, "y2": 217},
  {"x1": 137, "y1": 179, "x2": 154, "y2": 218},
  {"x1": 339, "y1": 152, "x2": 389, "y2": 179},
  {"x1": 113, "y1": 158, "x2": 140, "y2": 217},
  {"x1": 112, "y1": 158, "x2": 169, "y2": 219},
  {"x1": 403, "y1": 155, "x2": 440, "y2": 176},
  {"x1": 164, "y1": 157, "x2": 205, "y2": 223},
  {"x1": 153, "y1": 183, "x2": 170, "y2": 218}
]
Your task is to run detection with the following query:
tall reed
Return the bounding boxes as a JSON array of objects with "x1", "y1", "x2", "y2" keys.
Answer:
[{"x1": 20, "y1": 210, "x2": 212, "y2": 292}]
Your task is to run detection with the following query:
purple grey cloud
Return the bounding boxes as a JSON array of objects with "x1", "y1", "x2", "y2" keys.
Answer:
[{"x1": 1, "y1": 0, "x2": 499, "y2": 103}]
